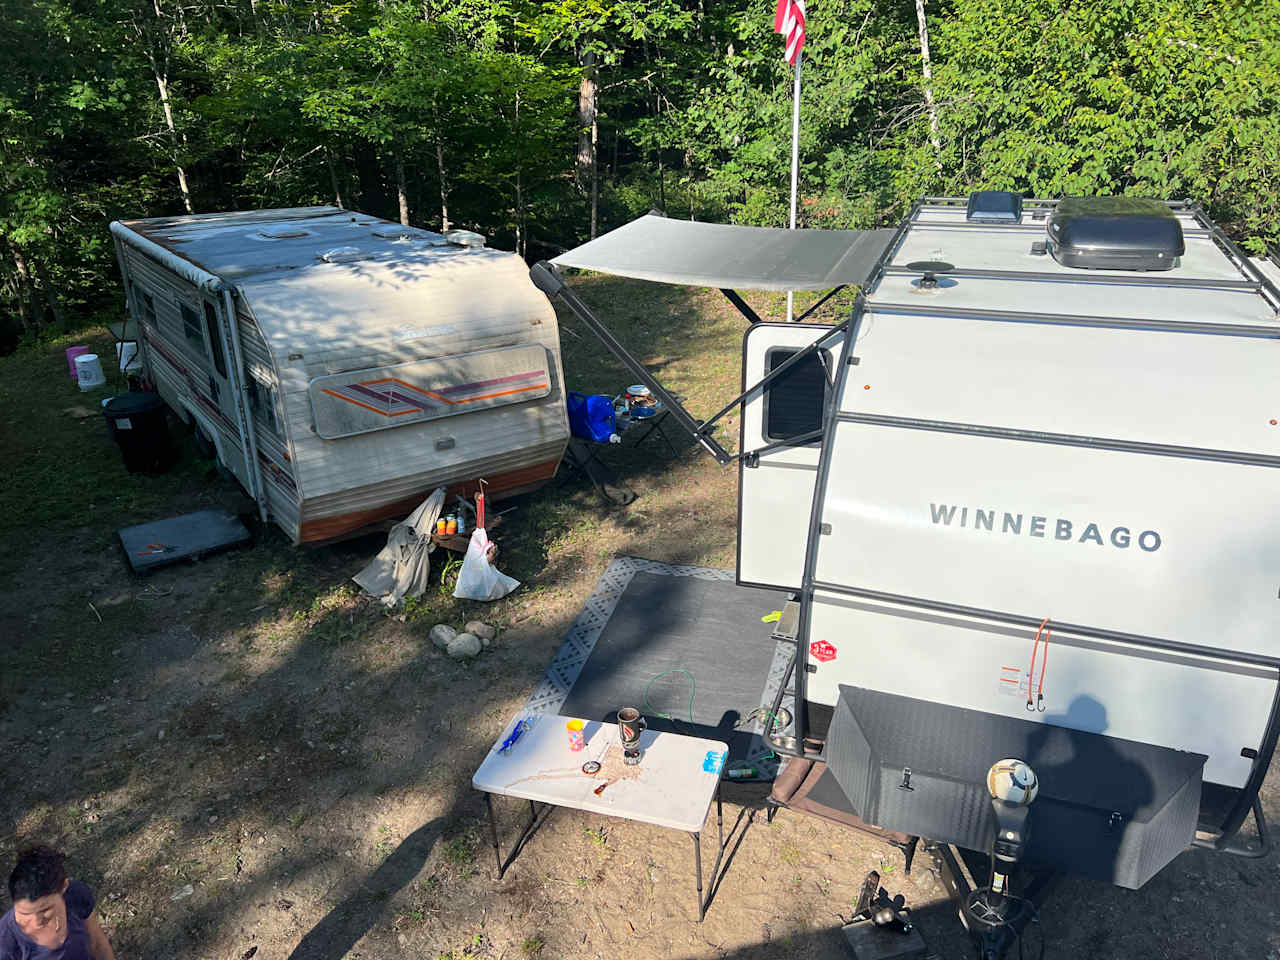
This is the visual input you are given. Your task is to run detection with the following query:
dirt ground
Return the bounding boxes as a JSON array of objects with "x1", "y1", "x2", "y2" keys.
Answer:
[{"x1": 1, "y1": 279, "x2": 1277, "y2": 960}]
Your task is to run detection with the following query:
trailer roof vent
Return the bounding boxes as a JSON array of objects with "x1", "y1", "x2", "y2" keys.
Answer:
[
  {"x1": 1047, "y1": 197, "x2": 1185, "y2": 272},
  {"x1": 444, "y1": 229, "x2": 486, "y2": 248},
  {"x1": 966, "y1": 191, "x2": 1023, "y2": 224},
  {"x1": 257, "y1": 224, "x2": 313, "y2": 240},
  {"x1": 320, "y1": 246, "x2": 367, "y2": 263},
  {"x1": 370, "y1": 225, "x2": 448, "y2": 244}
]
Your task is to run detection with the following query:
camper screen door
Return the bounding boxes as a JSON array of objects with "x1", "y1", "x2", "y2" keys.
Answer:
[{"x1": 308, "y1": 344, "x2": 552, "y2": 439}]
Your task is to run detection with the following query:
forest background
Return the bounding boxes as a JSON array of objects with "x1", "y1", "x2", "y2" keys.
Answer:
[{"x1": 3, "y1": 0, "x2": 1279, "y2": 352}]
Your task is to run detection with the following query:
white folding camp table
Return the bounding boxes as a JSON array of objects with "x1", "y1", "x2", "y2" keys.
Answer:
[{"x1": 473, "y1": 715, "x2": 730, "y2": 921}]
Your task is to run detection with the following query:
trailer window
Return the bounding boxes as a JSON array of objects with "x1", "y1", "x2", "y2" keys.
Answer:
[
  {"x1": 180, "y1": 302, "x2": 205, "y2": 353},
  {"x1": 247, "y1": 375, "x2": 280, "y2": 435},
  {"x1": 763, "y1": 347, "x2": 830, "y2": 443},
  {"x1": 202, "y1": 303, "x2": 228, "y2": 378},
  {"x1": 141, "y1": 291, "x2": 156, "y2": 329}
]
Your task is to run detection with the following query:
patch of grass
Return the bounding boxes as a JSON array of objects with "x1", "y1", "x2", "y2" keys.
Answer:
[
  {"x1": 0, "y1": 330, "x2": 232, "y2": 555},
  {"x1": 521, "y1": 935, "x2": 545, "y2": 957},
  {"x1": 443, "y1": 832, "x2": 477, "y2": 868},
  {"x1": 584, "y1": 825, "x2": 607, "y2": 848},
  {"x1": 779, "y1": 842, "x2": 804, "y2": 867},
  {"x1": 574, "y1": 875, "x2": 590, "y2": 888},
  {"x1": 438, "y1": 557, "x2": 465, "y2": 597}
]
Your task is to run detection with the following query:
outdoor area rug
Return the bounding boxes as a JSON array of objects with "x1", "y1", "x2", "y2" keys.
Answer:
[{"x1": 516, "y1": 556, "x2": 791, "y2": 780}]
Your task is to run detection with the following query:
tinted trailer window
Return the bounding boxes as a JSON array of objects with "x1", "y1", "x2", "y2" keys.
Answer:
[{"x1": 763, "y1": 347, "x2": 829, "y2": 442}]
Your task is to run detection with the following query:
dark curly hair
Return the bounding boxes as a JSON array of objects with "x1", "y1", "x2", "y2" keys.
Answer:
[{"x1": 8, "y1": 846, "x2": 67, "y2": 903}]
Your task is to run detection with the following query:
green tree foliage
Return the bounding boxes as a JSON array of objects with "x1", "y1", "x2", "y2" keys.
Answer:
[{"x1": 2, "y1": 0, "x2": 1278, "y2": 349}]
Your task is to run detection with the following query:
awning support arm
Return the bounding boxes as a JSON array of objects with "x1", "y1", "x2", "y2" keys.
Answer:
[
  {"x1": 731, "y1": 428, "x2": 825, "y2": 464},
  {"x1": 696, "y1": 319, "x2": 849, "y2": 438},
  {"x1": 793, "y1": 284, "x2": 847, "y2": 323},
  {"x1": 530, "y1": 261, "x2": 734, "y2": 465},
  {"x1": 719, "y1": 289, "x2": 763, "y2": 325},
  {"x1": 719, "y1": 284, "x2": 847, "y2": 327}
]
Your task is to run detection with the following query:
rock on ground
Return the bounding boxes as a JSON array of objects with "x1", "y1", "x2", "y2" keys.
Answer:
[
  {"x1": 429, "y1": 624, "x2": 457, "y2": 650},
  {"x1": 465, "y1": 620, "x2": 496, "y2": 641},
  {"x1": 446, "y1": 632, "x2": 482, "y2": 659}
]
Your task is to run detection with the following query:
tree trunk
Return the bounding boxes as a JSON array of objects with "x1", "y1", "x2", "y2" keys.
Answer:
[
  {"x1": 32, "y1": 258, "x2": 67, "y2": 331},
  {"x1": 395, "y1": 151, "x2": 410, "y2": 225},
  {"x1": 914, "y1": 0, "x2": 943, "y2": 169},
  {"x1": 326, "y1": 147, "x2": 344, "y2": 208},
  {"x1": 152, "y1": 65, "x2": 194, "y2": 212},
  {"x1": 8, "y1": 243, "x2": 37, "y2": 334},
  {"x1": 576, "y1": 49, "x2": 597, "y2": 193},
  {"x1": 590, "y1": 113, "x2": 599, "y2": 238},
  {"x1": 436, "y1": 136, "x2": 451, "y2": 232}
]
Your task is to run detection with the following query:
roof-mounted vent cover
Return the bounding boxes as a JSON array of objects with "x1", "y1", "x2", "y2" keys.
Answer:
[
  {"x1": 370, "y1": 225, "x2": 448, "y2": 244},
  {"x1": 320, "y1": 246, "x2": 366, "y2": 263},
  {"x1": 966, "y1": 191, "x2": 1023, "y2": 224},
  {"x1": 256, "y1": 225, "x2": 312, "y2": 240},
  {"x1": 1047, "y1": 197, "x2": 1185, "y2": 272},
  {"x1": 444, "y1": 229, "x2": 486, "y2": 248}
]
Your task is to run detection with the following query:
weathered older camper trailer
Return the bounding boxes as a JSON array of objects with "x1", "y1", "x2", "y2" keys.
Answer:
[
  {"x1": 531, "y1": 197, "x2": 1280, "y2": 954},
  {"x1": 111, "y1": 207, "x2": 569, "y2": 543}
]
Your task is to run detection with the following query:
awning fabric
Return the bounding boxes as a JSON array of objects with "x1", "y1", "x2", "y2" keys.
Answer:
[{"x1": 551, "y1": 213, "x2": 898, "y2": 291}]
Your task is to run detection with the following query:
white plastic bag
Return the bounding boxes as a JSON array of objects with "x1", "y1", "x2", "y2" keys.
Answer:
[{"x1": 452, "y1": 527, "x2": 520, "y2": 601}]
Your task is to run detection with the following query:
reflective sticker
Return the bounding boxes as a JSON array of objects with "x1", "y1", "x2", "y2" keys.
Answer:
[{"x1": 810, "y1": 640, "x2": 837, "y2": 663}]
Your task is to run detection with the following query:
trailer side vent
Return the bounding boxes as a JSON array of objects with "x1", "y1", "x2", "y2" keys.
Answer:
[{"x1": 966, "y1": 191, "x2": 1023, "y2": 223}]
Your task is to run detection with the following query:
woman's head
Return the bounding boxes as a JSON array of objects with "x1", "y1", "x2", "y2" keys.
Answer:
[{"x1": 8, "y1": 846, "x2": 69, "y2": 936}]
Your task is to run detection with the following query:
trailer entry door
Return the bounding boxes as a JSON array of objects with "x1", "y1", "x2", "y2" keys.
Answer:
[{"x1": 738, "y1": 322, "x2": 843, "y2": 590}]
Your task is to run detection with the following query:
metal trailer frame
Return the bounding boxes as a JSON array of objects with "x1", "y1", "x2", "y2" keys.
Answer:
[{"x1": 530, "y1": 197, "x2": 1279, "y2": 862}]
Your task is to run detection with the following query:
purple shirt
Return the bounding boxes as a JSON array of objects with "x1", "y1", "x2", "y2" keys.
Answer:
[{"x1": 0, "y1": 881, "x2": 96, "y2": 960}]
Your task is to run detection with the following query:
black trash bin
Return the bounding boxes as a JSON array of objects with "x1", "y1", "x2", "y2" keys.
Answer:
[{"x1": 103, "y1": 392, "x2": 174, "y2": 475}]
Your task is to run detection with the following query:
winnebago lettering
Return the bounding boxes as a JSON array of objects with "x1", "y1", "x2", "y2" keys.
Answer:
[{"x1": 928, "y1": 503, "x2": 1162, "y2": 552}]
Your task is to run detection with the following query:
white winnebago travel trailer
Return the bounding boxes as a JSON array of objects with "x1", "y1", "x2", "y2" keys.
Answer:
[{"x1": 529, "y1": 197, "x2": 1280, "y2": 933}]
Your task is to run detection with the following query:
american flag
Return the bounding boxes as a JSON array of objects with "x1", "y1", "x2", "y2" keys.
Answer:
[{"x1": 774, "y1": 0, "x2": 806, "y2": 66}]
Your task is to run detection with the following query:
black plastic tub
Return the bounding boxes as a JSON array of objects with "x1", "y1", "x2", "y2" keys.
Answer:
[{"x1": 103, "y1": 392, "x2": 175, "y2": 475}]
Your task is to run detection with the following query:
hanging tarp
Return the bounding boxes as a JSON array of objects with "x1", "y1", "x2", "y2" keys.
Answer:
[
  {"x1": 551, "y1": 214, "x2": 898, "y2": 291},
  {"x1": 353, "y1": 487, "x2": 446, "y2": 607}
]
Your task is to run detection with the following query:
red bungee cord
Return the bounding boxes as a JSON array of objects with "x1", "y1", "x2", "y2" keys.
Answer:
[{"x1": 1027, "y1": 617, "x2": 1051, "y2": 712}]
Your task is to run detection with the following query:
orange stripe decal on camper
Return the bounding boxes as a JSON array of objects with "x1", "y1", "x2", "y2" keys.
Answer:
[{"x1": 321, "y1": 368, "x2": 549, "y2": 419}]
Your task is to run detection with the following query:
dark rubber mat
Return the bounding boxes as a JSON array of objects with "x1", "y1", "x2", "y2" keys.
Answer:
[{"x1": 517, "y1": 557, "x2": 791, "y2": 780}]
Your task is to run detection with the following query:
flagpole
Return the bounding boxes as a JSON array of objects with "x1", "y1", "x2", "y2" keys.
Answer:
[{"x1": 786, "y1": 52, "x2": 802, "y2": 322}]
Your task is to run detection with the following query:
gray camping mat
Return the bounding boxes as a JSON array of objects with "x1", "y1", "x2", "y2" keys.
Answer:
[{"x1": 517, "y1": 556, "x2": 792, "y2": 780}]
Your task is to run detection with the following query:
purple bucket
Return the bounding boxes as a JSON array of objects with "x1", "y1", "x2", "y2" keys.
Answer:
[{"x1": 66, "y1": 345, "x2": 91, "y2": 380}]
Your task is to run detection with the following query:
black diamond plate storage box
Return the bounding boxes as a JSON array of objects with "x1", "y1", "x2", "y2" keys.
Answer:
[{"x1": 825, "y1": 685, "x2": 1207, "y2": 889}]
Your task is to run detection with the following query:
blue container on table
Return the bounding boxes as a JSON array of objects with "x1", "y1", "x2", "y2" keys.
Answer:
[{"x1": 566, "y1": 392, "x2": 616, "y2": 443}]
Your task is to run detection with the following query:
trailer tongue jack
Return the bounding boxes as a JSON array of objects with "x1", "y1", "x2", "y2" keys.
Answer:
[{"x1": 954, "y1": 761, "x2": 1046, "y2": 959}]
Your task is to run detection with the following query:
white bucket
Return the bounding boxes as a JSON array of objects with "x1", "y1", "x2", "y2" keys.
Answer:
[
  {"x1": 74, "y1": 353, "x2": 107, "y2": 391},
  {"x1": 116, "y1": 340, "x2": 143, "y2": 373}
]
